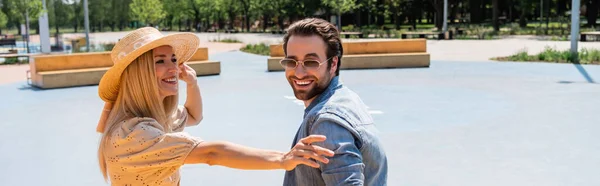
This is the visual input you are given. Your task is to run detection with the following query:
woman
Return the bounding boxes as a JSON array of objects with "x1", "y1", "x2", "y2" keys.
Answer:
[{"x1": 96, "y1": 27, "x2": 333, "y2": 185}]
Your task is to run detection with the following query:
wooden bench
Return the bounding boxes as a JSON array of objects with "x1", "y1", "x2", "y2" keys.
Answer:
[
  {"x1": 267, "y1": 39, "x2": 430, "y2": 71},
  {"x1": 401, "y1": 32, "x2": 446, "y2": 40},
  {"x1": 225, "y1": 29, "x2": 238, "y2": 33},
  {"x1": 0, "y1": 38, "x2": 17, "y2": 51},
  {"x1": 340, "y1": 32, "x2": 364, "y2": 38},
  {"x1": 580, "y1": 32, "x2": 600, "y2": 42},
  {"x1": 28, "y1": 48, "x2": 220, "y2": 89}
]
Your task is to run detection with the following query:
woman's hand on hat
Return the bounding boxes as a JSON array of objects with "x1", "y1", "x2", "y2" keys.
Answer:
[
  {"x1": 280, "y1": 135, "x2": 335, "y2": 171},
  {"x1": 179, "y1": 63, "x2": 197, "y2": 86}
]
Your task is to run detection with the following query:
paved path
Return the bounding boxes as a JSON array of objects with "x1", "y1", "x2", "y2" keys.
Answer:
[
  {"x1": 5, "y1": 32, "x2": 600, "y2": 86},
  {"x1": 56, "y1": 32, "x2": 600, "y2": 61},
  {"x1": 0, "y1": 51, "x2": 599, "y2": 185}
]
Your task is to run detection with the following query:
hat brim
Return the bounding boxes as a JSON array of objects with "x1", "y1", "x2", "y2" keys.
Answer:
[{"x1": 99, "y1": 33, "x2": 199, "y2": 102}]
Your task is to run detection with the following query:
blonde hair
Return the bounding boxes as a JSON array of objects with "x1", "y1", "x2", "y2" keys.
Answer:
[{"x1": 97, "y1": 50, "x2": 179, "y2": 181}]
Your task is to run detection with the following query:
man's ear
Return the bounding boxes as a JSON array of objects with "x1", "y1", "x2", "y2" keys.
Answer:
[{"x1": 330, "y1": 56, "x2": 338, "y2": 75}]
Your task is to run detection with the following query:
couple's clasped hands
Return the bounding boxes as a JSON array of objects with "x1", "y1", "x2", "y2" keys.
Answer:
[
  {"x1": 179, "y1": 63, "x2": 334, "y2": 171},
  {"x1": 281, "y1": 135, "x2": 335, "y2": 170}
]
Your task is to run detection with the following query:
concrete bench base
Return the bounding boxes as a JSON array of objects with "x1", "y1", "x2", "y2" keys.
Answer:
[
  {"x1": 267, "y1": 53, "x2": 430, "y2": 71},
  {"x1": 31, "y1": 67, "x2": 109, "y2": 89},
  {"x1": 187, "y1": 60, "x2": 221, "y2": 76},
  {"x1": 30, "y1": 60, "x2": 221, "y2": 89}
]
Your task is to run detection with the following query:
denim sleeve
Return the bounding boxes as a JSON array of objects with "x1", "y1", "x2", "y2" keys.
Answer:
[{"x1": 310, "y1": 115, "x2": 365, "y2": 186}]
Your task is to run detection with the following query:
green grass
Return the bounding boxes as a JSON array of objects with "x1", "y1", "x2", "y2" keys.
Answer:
[
  {"x1": 72, "y1": 42, "x2": 116, "y2": 53},
  {"x1": 492, "y1": 47, "x2": 600, "y2": 65},
  {"x1": 0, "y1": 57, "x2": 28, "y2": 65},
  {"x1": 526, "y1": 22, "x2": 571, "y2": 28},
  {"x1": 210, "y1": 38, "x2": 242, "y2": 43},
  {"x1": 240, "y1": 43, "x2": 270, "y2": 56}
]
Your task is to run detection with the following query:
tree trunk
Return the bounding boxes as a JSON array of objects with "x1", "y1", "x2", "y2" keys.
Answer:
[
  {"x1": 377, "y1": 0, "x2": 385, "y2": 26},
  {"x1": 545, "y1": 0, "x2": 550, "y2": 34},
  {"x1": 395, "y1": 15, "x2": 402, "y2": 30},
  {"x1": 361, "y1": 9, "x2": 369, "y2": 26},
  {"x1": 435, "y1": 0, "x2": 443, "y2": 30},
  {"x1": 411, "y1": 15, "x2": 417, "y2": 30},
  {"x1": 355, "y1": 10, "x2": 362, "y2": 28},
  {"x1": 178, "y1": 20, "x2": 182, "y2": 31},
  {"x1": 187, "y1": 19, "x2": 192, "y2": 31},
  {"x1": 519, "y1": 7, "x2": 527, "y2": 28},
  {"x1": 337, "y1": 13, "x2": 342, "y2": 31},
  {"x1": 277, "y1": 16, "x2": 283, "y2": 30},
  {"x1": 228, "y1": 11, "x2": 235, "y2": 30},
  {"x1": 470, "y1": 0, "x2": 482, "y2": 23},
  {"x1": 428, "y1": 12, "x2": 433, "y2": 24},
  {"x1": 557, "y1": 0, "x2": 568, "y2": 16},
  {"x1": 263, "y1": 14, "x2": 269, "y2": 32},
  {"x1": 586, "y1": 0, "x2": 599, "y2": 27},
  {"x1": 35, "y1": 22, "x2": 40, "y2": 35},
  {"x1": 245, "y1": 14, "x2": 250, "y2": 32},
  {"x1": 449, "y1": 3, "x2": 457, "y2": 24},
  {"x1": 17, "y1": 21, "x2": 22, "y2": 35},
  {"x1": 509, "y1": 0, "x2": 515, "y2": 22},
  {"x1": 393, "y1": 7, "x2": 401, "y2": 29},
  {"x1": 218, "y1": 16, "x2": 225, "y2": 30},
  {"x1": 493, "y1": 0, "x2": 499, "y2": 31}
]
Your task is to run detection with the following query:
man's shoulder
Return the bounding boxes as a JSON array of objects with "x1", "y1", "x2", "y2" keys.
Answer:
[{"x1": 309, "y1": 87, "x2": 372, "y2": 124}]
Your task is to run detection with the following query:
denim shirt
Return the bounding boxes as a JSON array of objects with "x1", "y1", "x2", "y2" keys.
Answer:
[{"x1": 283, "y1": 76, "x2": 388, "y2": 186}]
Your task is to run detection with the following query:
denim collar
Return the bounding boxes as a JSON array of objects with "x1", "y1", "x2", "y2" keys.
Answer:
[{"x1": 304, "y1": 76, "x2": 341, "y2": 115}]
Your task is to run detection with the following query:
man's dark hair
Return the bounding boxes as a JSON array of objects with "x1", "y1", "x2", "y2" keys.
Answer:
[{"x1": 283, "y1": 18, "x2": 343, "y2": 76}]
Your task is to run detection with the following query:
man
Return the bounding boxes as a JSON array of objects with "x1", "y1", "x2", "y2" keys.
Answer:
[{"x1": 281, "y1": 18, "x2": 388, "y2": 186}]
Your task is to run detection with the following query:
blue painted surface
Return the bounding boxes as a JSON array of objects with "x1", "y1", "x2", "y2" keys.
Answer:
[{"x1": 0, "y1": 51, "x2": 599, "y2": 186}]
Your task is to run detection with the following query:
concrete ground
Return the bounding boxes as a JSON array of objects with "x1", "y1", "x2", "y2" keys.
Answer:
[{"x1": 0, "y1": 50, "x2": 599, "y2": 186}]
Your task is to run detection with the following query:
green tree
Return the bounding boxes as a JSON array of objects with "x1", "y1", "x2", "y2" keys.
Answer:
[
  {"x1": 586, "y1": 0, "x2": 600, "y2": 27},
  {"x1": 216, "y1": 0, "x2": 240, "y2": 30},
  {"x1": 129, "y1": 0, "x2": 166, "y2": 27},
  {"x1": 0, "y1": 10, "x2": 7, "y2": 35},
  {"x1": 89, "y1": 0, "x2": 102, "y2": 31},
  {"x1": 5, "y1": 0, "x2": 43, "y2": 35},
  {"x1": 517, "y1": 0, "x2": 534, "y2": 28},
  {"x1": 116, "y1": 0, "x2": 132, "y2": 31},
  {"x1": 48, "y1": 0, "x2": 74, "y2": 34},
  {"x1": 323, "y1": 0, "x2": 358, "y2": 29},
  {"x1": 238, "y1": 0, "x2": 253, "y2": 32},
  {"x1": 71, "y1": 0, "x2": 83, "y2": 32}
]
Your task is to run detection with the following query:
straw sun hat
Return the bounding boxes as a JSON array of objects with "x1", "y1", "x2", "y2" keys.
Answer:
[
  {"x1": 98, "y1": 27, "x2": 200, "y2": 102},
  {"x1": 96, "y1": 27, "x2": 199, "y2": 132}
]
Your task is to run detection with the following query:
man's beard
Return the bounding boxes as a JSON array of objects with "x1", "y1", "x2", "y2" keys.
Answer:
[{"x1": 288, "y1": 72, "x2": 332, "y2": 101}]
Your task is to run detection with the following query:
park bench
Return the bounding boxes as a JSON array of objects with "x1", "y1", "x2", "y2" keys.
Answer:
[
  {"x1": 267, "y1": 39, "x2": 429, "y2": 71},
  {"x1": 0, "y1": 38, "x2": 17, "y2": 52},
  {"x1": 340, "y1": 32, "x2": 364, "y2": 38},
  {"x1": 580, "y1": 32, "x2": 600, "y2": 42},
  {"x1": 27, "y1": 48, "x2": 220, "y2": 89},
  {"x1": 225, "y1": 29, "x2": 238, "y2": 33},
  {"x1": 401, "y1": 32, "x2": 451, "y2": 40}
]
